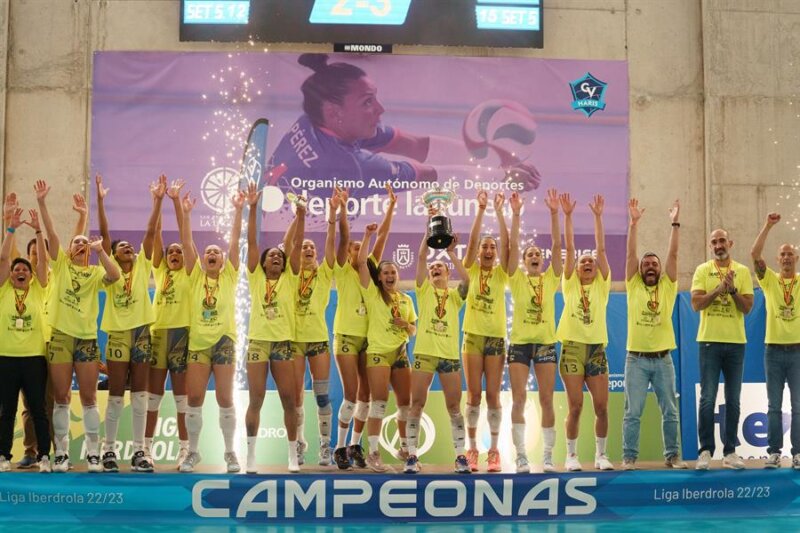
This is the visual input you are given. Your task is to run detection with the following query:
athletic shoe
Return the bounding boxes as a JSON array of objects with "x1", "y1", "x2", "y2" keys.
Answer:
[
  {"x1": 515, "y1": 454, "x2": 530, "y2": 473},
  {"x1": 176, "y1": 446, "x2": 189, "y2": 471},
  {"x1": 366, "y1": 451, "x2": 390, "y2": 473},
  {"x1": 131, "y1": 450, "x2": 154, "y2": 473},
  {"x1": 348, "y1": 444, "x2": 367, "y2": 469},
  {"x1": 542, "y1": 452, "x2": 556, "y2": 473},
  {"x1": 224, "y1": 452, "x2": 241, "y2": 473},
  {"x1": 53, "y1": 454, "x2": 70, "y2": 473},
  {"x1": 179, "y1": 452, "x2": 201, "y2": 473},
  {"x1": 297, "y1": 440, "x2": 308, "y2": 466},
  {"x1": 487, "y1": 448, "x2": 501, "y2": 472},
  {"x1": 333, "y1": 447, "x2": 351, "y2": 470},
  {"x1": 565, "y1": 453, "x2": 582, "y2": 472},
  {"x1": 38, "y1": 456, "x2": 52, "y2": 473},
  {"x1": 695, "y1": 450, "x2": 711, "y2": 470},
  {"x1": 102, "y1": 451, "x2": 119, "y2": 473},
  {"x1": 246, "y1": 454, "x2": 257, "y2": 474},
  {"x1": 793, "y1": 454, "x2": 800, "y2": 470},
  {"x1": 764, "y1": 453, "x2": 781, "y2": 469},
  {"x1": 16, "y1": 455, "x2": 37, "y2": 469},
  {"x1": 595, "y1": 454, "x2": 614, "y2": 471},
  {"x1": 319, "y1": 442, "x2": 333, "y2": 466},
  {"x1": 396, "y1": 447, "x2": 410, "y2": 461},
  {"x1": 288, "y1": 448, "x2": 300, "y2": 473},
  {"x1": 87, "y1": 454, "x2": 103, "y2": 473},
  {"x1": 466, "y1": 448, "x2": 479, "y2": 472},
  {"x1": 664, "y1": 455, "x2": 688, "y2": 469},
  {"x1": 723, "y1": 453, "x2": 745, "y2": 470},
  {"x1": 622, "y1": 458, "x2": 636, "y2": 471},
  {"x1": 454, "y1": 455, "x2": 471, "y2": 474},
  {"x1": 0, "y1": 456, "x2": 10, "y2": 472},
  {"x1": 403, "y1": 455, "x2": 420, "y2": 474}
]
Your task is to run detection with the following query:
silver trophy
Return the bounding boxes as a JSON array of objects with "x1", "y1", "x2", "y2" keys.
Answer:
[{"x1": 421, "y1": 185, "x2": 458, "y2": 249}]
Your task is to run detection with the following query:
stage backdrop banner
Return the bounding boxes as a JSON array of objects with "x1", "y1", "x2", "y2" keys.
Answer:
[{"x1": 90, "y1": 52, "x2": 629, "y2": 278}]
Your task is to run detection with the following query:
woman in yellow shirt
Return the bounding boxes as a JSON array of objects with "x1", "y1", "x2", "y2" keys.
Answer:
[
  {"x1": 556, "y1": 194, "x2": 613, "y2": 472},
  {"x1": 243, "y1": 182, "x2": 304, "y2": 473},
  {"x1": 357, "y1": 222, "x2": 416, "y2": 473},
  {"x1": 170, "y1": 181, "x2": 244, "y2": 474}
]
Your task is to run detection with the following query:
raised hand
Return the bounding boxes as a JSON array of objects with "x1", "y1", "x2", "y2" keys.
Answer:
[
  {"x1": 166, "y1": 179, "x2": 185, "y2": 200},
  {"x1": 386, "y1": 182, "x2": 397, "y2": 204},
  {"x1": 509, "y1": 192, "x2": 524, "y2": 215},
  {"x1": 8, "y1": 207, "x2": 23, "y2": 230},
  {"x1": 231, "y1": 190, "x2": 246, "y2": 210},
  {"x1": 628, "y1": 198, "x2": 645, "y2": 224},
  {"x1": 246, "y1": 180, "x2": 261, "y2": 206},
  {"x1": 544, "y1": 188, "x2": 559, "y2": 214},
  {"x1": 4, "y1": 193, "x2": 18, "y2": 222},
  {"x1": 669, "y1": 200, "x2": 680, "y2": 224},
  {"x1": 88, "y1": 236, "x2": 105, "y2": 252},
  {"x1": 364, "y1": 222, "x2": 378, "y2": 235},
  {"x1": 589, "y1": 194, "x2": 605, "y2": 216},
  {"x1": 34, "y1": 180, "x2": 50, "y2": 201},
  {"x1": 446, "y1": 232, "x2": 460, "y2": 253},
  {"x1": 26, "y1": 209, "x2": 41, "y2": 232},
  {"x1": 95, "y1": 174, "x2": 109, "y2": 199},
  {"x1": 559, "y1": 192, "x2": 576, "y2": 216},
  {"x1": 150, "y1": 175, "x2": 167, "y2": 199},
  {"x1": 493, "y1": 192, "x2": 505, "y2": 212},
  {"x1": 766, "y1": 212, "x2": 781, "y2": 226},
  {"x1": 182, "y1": 192, "x2": 196, "y2": 213},
  {"x1": 72, "y1": 194, "x2": 88, "y2": 216},
  {"x1": 477, "y1": 190, "x2": 489, "y2": 209},
  {"x1": 329, "y1": 191, "x2": 340, "y2": 212},
  {"x1": 336, "y1": 187, "x2": 349, "y2": 208}
]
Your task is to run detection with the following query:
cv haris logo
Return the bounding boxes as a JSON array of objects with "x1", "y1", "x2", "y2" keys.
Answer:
[
  {"x1": 393, "y1": 244, "x2": 413, "y2": 269},
  {"x1": 569, "y1": 73, "x2": 608, "y2": 117}
]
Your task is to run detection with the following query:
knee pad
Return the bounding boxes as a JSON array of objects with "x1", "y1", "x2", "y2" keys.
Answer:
[
  {"x1": 317, "y1": 399, "x2": 333, "y2": 416},
  {"x1": 466, "y1": 404, "x2": 481, "y2": 428},
  {"x1": 53, "y1": 403, "x2": 70, "y2": 436},
  {"x1": 338, "y1": 400, "x2": 356, "y2": 424},
  {"x1": 106, "y1": 396, "x2": 123, "y2": 421},
  {"x1": 218, "y1": 406, "x2": 236, "y2": 431},
  {"x1": 396, "y1": 405, "x2": 409, "y2": 423},
  {"x1": 82, "y1": 404, "x2": 100, "y2": 434},
  {"x1": 315, "y1": 393, "x2": 331, "y2": 409},
  {"x1": 354, "y1": 401, "x2": 369, "y2": 422},
  {"x1": 368, "y1": 400, "x2": 387, "y2": 420},
  {"x1": 174, "y1": 394, "x2": 188, "y2": 415},
  {"x1": 147, "y1": 393, "x2": 164, "y2": 412},
  {"x1": 487, "y1": 408, "x2": 502, "y2": 432},
  {"x1": 132, "y1": 391, "x2": 148, "y2": 416}
]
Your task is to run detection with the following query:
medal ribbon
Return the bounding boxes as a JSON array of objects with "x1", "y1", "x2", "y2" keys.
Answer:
[
  {"x1": 264, "y1": 278, "x2": 277, "y2": 306},
  {"x1": 14, "y1": 287, "x2": 28, "y2": 317},
  {"x1": 203, "y1": 274, "x2": 218, "y2": 307},
  {"x1": 780, "y1": 275, "x2": 797, "y2": 306},
  {"x1": 578, "y1": 281, "x2": 590, "y2": 317},
  {"x1": 479, "y1": 267, "x2": 492, "y2": 296},
  {"x1": 299, "y1": 269, "x2": 317, "y2": 298},
  {"x1": 391, "y1": 293, "x2": 401, "y2": 318},
  {"x1": 122, "y1": 269, "x2": 133, "y2": 298},
  {"x1": 527, "y1": 274, "x2": 543, "y2": 307},
  {"x1": 647, "y1": 284, "x2": 659, "y2": 310},
  {"x1": 161, "y1": 270, "x2": 173, "y2": 295},
  {"x1": 435, "y1": 287, "x2": 448, "y2": 319},
  {"x1": 712, "y1": 262, "x2": 730, "y2": 301}
]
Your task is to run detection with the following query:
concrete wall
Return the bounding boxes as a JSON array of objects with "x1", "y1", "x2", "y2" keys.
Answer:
[{"x1": 0, "y1": 0, "x2": 796, "y2": 288}]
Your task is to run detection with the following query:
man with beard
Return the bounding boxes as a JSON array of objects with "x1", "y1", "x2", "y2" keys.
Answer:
[
  {"x1": 622, "y1": 199, "x2": 687, "y2": 470},
  {"x1": 691, "y1": 227, "x2": 754, "y2": 470}
]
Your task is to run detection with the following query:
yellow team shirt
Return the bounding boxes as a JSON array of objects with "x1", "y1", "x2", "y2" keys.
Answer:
[
  {"x1": 508, "y1": 266, "x2": 560, "y2": 345},
  {"x1": 413, "y1": 279, "x2": 464, "y2": 360},
  {"x1": 463, "y1": 263, "x2": 508, "y2": 338},
  {"x1": 101, "y1": 248, "x2": 155, "y2": 332},
  {"x1": 556, "y1": 270, "x2": 611, "y2": 345},
  {"x1": 626, "y1": 273, "x2": 678, "y2": 352},
  {"x1": 295, "y1": 262, "x2": 333, "y2": 343},
  {"x1": 332, "y1": 256, "x2": 375, "y2": 337},
  {"x1": 361, "y1": 282, "x2": 417, "y2": 354},
  {"x1": 188, "y1": 260, "x2": 239, "y2": 351},
  {"x1": 48, "y1": 247, "x2": 107, "y2": 339},
  {"x1": 691, "y1": 260, "x2": 753, "y2": 343},
  {"x1": 247, "y1": 267, "x2": 298, "y2": 342},
  {"x1": 151, "y1": 261, "x2": 192, "y2": 330},
  {"x1": 757, "y1": 268, "x2": 800, "y2": 344},
  {"x1": 0, "y1": 277, "x2": 47, "y2": 356}
]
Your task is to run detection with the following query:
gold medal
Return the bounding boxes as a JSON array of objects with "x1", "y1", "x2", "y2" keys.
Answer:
[{"x1": 15, "y1": 318, "x2": 23, "y2": 330}]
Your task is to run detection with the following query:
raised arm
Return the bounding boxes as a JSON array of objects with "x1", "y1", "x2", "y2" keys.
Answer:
[
  {"x1": 143, "y1": 175, "x2": 166, "y2": 261},
  {"x1": 544, "y1": 189, "x2": 563, "y2": 277},
  {"x1": 95, "y1": 174, "x2": 112, "y2": 256},
  {"x1": 589, "y1": 194, "x2": 609, "y2": 279},
  {"x1": 0, "y1": 208, "x2": 23, "y2": 286},
  {"x1": 289, "y1": 201, "x2": 305, "y2": 275},
  {"x1": 324, "y1": 192, "x2": 339, "y2": 269},
  {"x1": 27, "y1": 209, "x2": 48, "y2": 287},
  {"x1": 228, "y1": 190, "x2": 245, "y2": 271},
  {"x1": 416, "y1": 224, "x2": 429, "y2": 287},
  {"x1": 357, "y1": 223, "x2": 378, "y2": 288},
  {"x1": 91, "y1": 237, "x2": 120, "y2": 283},
  {"x1": 508, "y1": 192, "x2": 523, "y2": 276},
  {"x1": 751, "y1": 212, "x2": 780, "y2": 280},
  {"x1": 463, "y1": 190, "x2": 488, "y2": 269},
  {"x1": 2, "y1": 194, "x2": 20, "y2": 261},
  {"x1": 665, "y1": 200, "x2": 680, "y2": 282},
  {"x1": 246, "y1": 181, "x2": 261, "y2": 274},
  {"x1": 372, "y1": 183, "x2": 397, "y2": 262},
  {"x1": 72, "y1": 193, "x2": 88, "y2": 240},
  {"x1": 167, "y1": 180, "x2": 196, "y2": 273},
  {"x1": 560, "y1": 193, "x2": 576, "y2": 279},
  {"x1": 34, "y1": 180, "x2": 59, "y2": 255},
  {"x1": 283, "y1": 214, "x2": 298, "y2": 259},
  {"x1": 626, "y1": 198, "x2": 644, "y2": 281},
  {"x1": 152, "y1": 209, "x2": 164, "y2": 268},
  {"x1": 494, "y1": 193, "x2": 509, "y2": 271},
  {"x1": 336, "y1": 187, "x2": 350, "y2": 267}
]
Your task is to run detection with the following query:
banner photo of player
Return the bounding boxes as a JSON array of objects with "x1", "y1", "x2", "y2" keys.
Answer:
[{"x1": 91, "y1": 52, "x2": 628, "y2": 277}]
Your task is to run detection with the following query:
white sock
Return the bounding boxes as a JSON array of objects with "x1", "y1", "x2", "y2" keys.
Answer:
[
  {"x1": 567, "y1": 438, "x2": 578, "y2": 456},
  {"x1": 406, "y1": 416, "x2": 420, "y2": 456},
  {"x1": 219, "y1": 406, "x2": 236, "y2": 454},
  {"x1": 131, "y1": 391, "x2": 148, "y2": 452},
  {"x1": 512, "y1": 423, "x2": 526, "y2": 456},
  {"x1": 368, "y1": 435, "x2": 379, "y2": 454},
  {"x1": 288, "y1": 439, "x2": 298, "y2": 464},
  {"x1": 449, "y1": 411, "x2": 466, "y2": 456},
  {"x1": 144, "y1": 437, "x2": 154, "y2": 454},
  {"x1": 350, "y1": 430, "x2": 363, "y2": 447},
  {"x1": 104, "y1": 396, "x2": 124, "y2": 454},
  {"x1": 247, "y1": 436, "x2": 257, "y2": 461},
  {"x1": 542, "y1": 426, "x2": 556, "y2": 453},
  {"x1": 336, "y1": 426, "x2": 349, "y2": 450},
  {"x1": 186, "y1": 405, "x2": 203, "y2": 453},
  {"x1": 53, "y1": 403, "x2": 70, "y2": 455},
  {"x1": 596, "y1": 436, "x2": 607, "y2": 456}
]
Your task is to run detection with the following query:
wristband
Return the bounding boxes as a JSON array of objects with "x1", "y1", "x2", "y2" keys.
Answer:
[
  {"x1": 671, "y1": 222, "x2": 681, "y2": 227},
  {"x1": 6, "y1": 227, "x2": 14, "y2": 234},
  {"x1": 730, "y1": 287, "x2": 737, "y2": 295}
]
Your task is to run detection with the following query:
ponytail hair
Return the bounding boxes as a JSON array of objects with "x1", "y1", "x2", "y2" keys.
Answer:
[{"x1": 298, "y1": 53, "x2": 366, "y2": 126}]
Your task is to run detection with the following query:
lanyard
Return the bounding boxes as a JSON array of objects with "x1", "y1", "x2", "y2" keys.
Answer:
[
  {"x1": 203, "y1": 274, "x2": 218, "y2": 307},
  {"x1": 390, "y1": 293, "x2": 401, "y2": 318},
  {"x1": 578, "y1": 281, "x2": 590, "y2": 316},
  {"x1": 13, "y1": 287, "x2": 28, "y2": 317},
  {"x1": 299, "y1": 269, "x2": 317, "y2": 298},
  {"x1": 527, "y1": 274, "x2": 543, "y2": 307},
  {"x1": 434, "y1": 286, "x2": 448, "y2": 319},
  {"x1": 479, "y1": 267, "x2": 492, "y2": 296},
  {"x1": 780, "y1": 275, "x2": 797, "y2": 306},
  {"x1": 122, "y1": 269, "x2": 133, "y2": 298},
  {"x1": 161, "y1": 270, "x2": 173, "y2": 295}
]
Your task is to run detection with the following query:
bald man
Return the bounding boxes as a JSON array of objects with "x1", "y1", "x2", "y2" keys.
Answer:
[
  {"x1": 691, "y1": 228, "x2": 754, "y2": 470},
  {"x1": 751, "y1": 213, "x2": 800, "y2": 469}
]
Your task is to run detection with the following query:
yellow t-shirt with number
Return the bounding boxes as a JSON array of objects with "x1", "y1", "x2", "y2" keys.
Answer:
[
  {"x1": 188, "y1": 260, "x2": 239, "y2": 351},
  {"x1": 463, "y1": 263, "x2": 508, "y2": 338},
  {"x1": 247, "y1": 267, "x2": 298, "y2": 342},
  {"x1": 691, "y1": 260, "x2": 753, "y2": 343},
  {"x1": 413, "y1": 279, "x2": 464, "y2": 360},
  {"x1": 0, "y1": 277, "x2": 46, "y2": 356},
  {"x1": 101, "y1": 248, "x2": 155, "y2": 332},
  {"x1": 556, "y1": 270, "x2": 611, "y2": 345},
  {"x1": 626, "y1": 273, "x2": 678, "y2": 352},
  {"x1": 151, "y1": 262, "x2": 192, "y2": 330},
  {"x1": 295, "y1": 262, "x2": 333, "y2": 343},
  {"x1": 509, "y1": 266, "x2": 560, "y2": 345},
  {"x1": 48, "y1": 247, "x2": 107, "y2": 339},
  {"x1": 361, "y1": 283, "x2": 416, "y2": 354},
  {"x1": 757, "y1": 268, "x2": 800, "y2": 344}
]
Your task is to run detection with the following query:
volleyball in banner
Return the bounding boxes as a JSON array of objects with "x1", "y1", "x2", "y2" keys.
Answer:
[{"x1": 462, "y1": 99, "x2": 538, "y2": 166}]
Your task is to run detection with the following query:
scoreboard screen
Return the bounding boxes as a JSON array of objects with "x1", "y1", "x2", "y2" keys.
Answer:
[{"x1": 180, "y1": 0, "x2": 544, "y2": 49}]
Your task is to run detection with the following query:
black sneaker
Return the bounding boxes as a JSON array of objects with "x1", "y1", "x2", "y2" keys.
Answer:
[
  {"x1": 131, "y1": 450, "x2": 154, "y2": 472},
  {"x1": 102, "y1": 451, "x2": 119, "y2": 473},
  {"x1": 348, "y1": 444, "x2": 367, "y2": 469},
  {"x1": 87, "y1": 454, "x2": 103, "y2": 473},
  {"x1": 333, "y1": 447, "x2": 351, "y2": 470}
]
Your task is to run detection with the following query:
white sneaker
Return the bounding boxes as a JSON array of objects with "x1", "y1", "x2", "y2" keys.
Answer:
[
  {"x1": 665, "y1": 455, "x2": 689, "y2": 469},
  {"x1": 764, "y1": 453, "x2": 781, "y2": 469},
  {"x1": 0, "y1": 456, "x2": 10, "y2": 472},
  {"x1": 53, "y1": 454, "x2": 70, "y2": 473},
  {"x1": 695, "y1": 450, "x2": 711, "y2": 470},
  {"x1": 722, "y1": 453, "x2": 745, "y2": 470},
  {"x1": 38, "y1": 456, "x2": 52, "y2": 473},
  {"x1": 179, "y1": 451, "x2": 201, "y2": 473},
  {"x1": 594, "y1": 454, "x2": 614, "y2": 471},
  {"x1": 565, "y1": 453, "x2": 582, "y2": 472},
  {"x1": 622, "y1": 458, "x2": 636, "y2": 471},
  {"x1": 288, "y1": 447, "x2": 300, "y2": 473},
  {"x1": 176, "y1": 446, "x2": 189, "y2": 471},
  {"x1": 542, "y1": 452, "x2": 556, "y2": 473},
  {"x1": 515, "y1": 454, "x2": 530, "y2": 473},
  {"x1": 366, "y1": 451, "x2": 391, "y2": 473},
  {"x1": 224, "y1": 452, "x2": 241, "y2": 473},
  {"x1": 793, "y1": 453, "x2": 800, "y2": 470},
  {"x1": 319, "y1": 442, "x2": 333, "y2": 466},
  {"x1": 246, "y1": 454, "x2": 257, "y2": 474},
  {"x1": 87, "y1": 454, "x2": 103, "y2": 473}
]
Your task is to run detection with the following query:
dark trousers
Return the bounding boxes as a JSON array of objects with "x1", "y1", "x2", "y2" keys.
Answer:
[
  {"x1": 697, "y1": 342, "x2": 744, "y2": 456},
  {"x1": 0, "y1": 356, "x2": 51, "y2": 460}
]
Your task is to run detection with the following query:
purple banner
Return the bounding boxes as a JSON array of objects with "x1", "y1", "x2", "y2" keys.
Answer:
[{"x1": 91, "y1": 52, "x2": 628, "y2": 277}]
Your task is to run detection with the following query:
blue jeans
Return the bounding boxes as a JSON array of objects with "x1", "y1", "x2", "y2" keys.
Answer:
[
  {"x1": 622, "y1": 353, "x2": 680, "y2": 460},
  {"x1": 697, "y1": 342, "x2": 744, "y2": 456},
  {"x1": 765, "y1": 344, "x2": 800, "y2": 456}
]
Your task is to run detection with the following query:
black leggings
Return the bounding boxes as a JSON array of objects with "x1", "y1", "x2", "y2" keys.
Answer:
[{"x1": 0, "y1": 356, "x2": 50, "y2": 460}]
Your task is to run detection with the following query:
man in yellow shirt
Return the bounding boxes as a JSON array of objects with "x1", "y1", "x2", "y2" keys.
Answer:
[
  {"x1": 691, "y1": 228, "x2": 754, "y2": 470},
  {"x1": 750, "y1": 212, "x2": 800, "y2": 469},
  {"x1": 622, "y1": 199, "x2": 687, "y2": 470}
]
